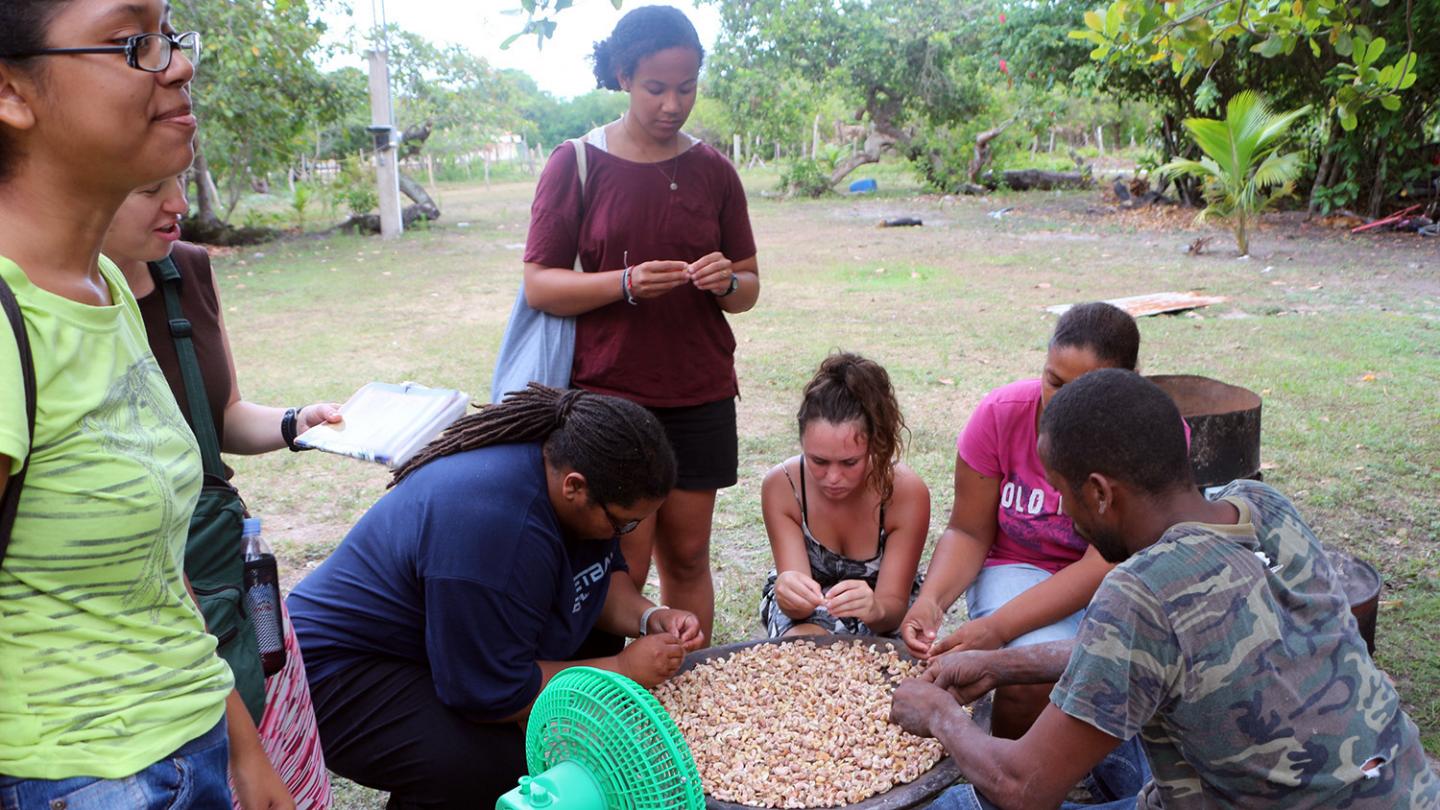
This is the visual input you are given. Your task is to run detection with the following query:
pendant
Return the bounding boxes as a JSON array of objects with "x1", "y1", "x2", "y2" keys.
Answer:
[{"x1": 669, "y1": 182, "x2": 678, "y2": 191}]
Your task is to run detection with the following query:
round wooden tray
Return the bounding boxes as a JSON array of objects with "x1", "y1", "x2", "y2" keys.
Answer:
[{"x1": 673, "y1": 634, "x2": 977, "y2": 810}]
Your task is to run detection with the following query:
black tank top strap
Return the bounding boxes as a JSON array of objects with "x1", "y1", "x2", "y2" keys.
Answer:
[
  {"x1": 798, "y1": 459, "x2": 811, "y2": 520},
  {"x1": 782, "y1": 462, "x2": 809, "y2": 522}
]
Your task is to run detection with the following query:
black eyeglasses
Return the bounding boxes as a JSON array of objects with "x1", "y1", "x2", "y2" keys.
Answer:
[
  {"x1": 596, "y1": 501, "x2": 642, "y2": 537},
  {"x1": 10, "y1": 31, "x2": 201, "y2": 73}
]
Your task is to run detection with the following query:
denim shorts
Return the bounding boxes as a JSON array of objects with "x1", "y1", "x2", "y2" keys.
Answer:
[
  {"x1": 0, "y1": 720, "x2": 230, "y2": 810},
  {"x1": 965, "y1": 562, "x2": 1085, "y2": 648}
]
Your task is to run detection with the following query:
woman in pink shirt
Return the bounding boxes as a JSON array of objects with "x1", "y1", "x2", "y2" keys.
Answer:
[{"x1": 900, "y1": 302, "x2": 1141, "y2": 739}]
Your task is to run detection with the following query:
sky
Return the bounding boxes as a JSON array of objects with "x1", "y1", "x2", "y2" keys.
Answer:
[{"x1": 332, "y1": 1, "x2": 723, "y2": 100}]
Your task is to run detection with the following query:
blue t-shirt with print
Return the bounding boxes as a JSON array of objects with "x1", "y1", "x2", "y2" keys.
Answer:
[{"x1": 289, "y1": 442, "x2": 624, "y2": 720}]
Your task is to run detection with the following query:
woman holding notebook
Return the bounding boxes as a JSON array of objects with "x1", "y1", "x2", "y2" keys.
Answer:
[{"x1": 520, "y1": 5, "x2": 760, "y2": 646}]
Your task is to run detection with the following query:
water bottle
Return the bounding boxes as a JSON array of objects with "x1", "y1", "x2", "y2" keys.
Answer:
[{"x1": 242, "y1": 518, "x2": 287, "y2": 676}]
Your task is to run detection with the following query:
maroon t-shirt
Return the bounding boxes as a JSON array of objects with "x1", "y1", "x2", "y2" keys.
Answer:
[{"x1": 523, "y1": 140, "x2": 757, "y2": 408}]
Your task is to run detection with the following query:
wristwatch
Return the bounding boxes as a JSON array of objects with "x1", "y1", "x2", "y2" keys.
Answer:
[
  {"x1": 282, "y1": 407, "x2": 307, "y2": 452},
  {"x1": 717, "y1": 273, "x2": 740, "y2": 298}
]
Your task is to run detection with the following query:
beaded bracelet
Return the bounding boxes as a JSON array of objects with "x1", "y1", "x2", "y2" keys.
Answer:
[{"x1": 621, "y1": 265, "x2": 639, "y2": 306}]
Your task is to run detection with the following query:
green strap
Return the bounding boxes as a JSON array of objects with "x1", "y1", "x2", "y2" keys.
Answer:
[{"x1": 149, "y1": 258, "x2": 226, "y2": 480}]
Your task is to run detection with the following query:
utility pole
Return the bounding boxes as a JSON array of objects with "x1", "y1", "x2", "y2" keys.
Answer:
[{"x1": 367, "y1": 46, "x2": 402, "y2": 239}]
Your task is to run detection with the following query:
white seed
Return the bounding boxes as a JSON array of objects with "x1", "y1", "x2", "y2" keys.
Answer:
[{"x1": 653, "y1": 640, "x2": 953, "y2": 808}]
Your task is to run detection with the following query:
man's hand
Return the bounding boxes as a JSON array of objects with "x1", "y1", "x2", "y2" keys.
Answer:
[
  {"x1": 646, "y1": 608, "x2": 705, "y2": 651},
  {"x1": 616, "y1": 633, "x2": 685, "y2": 688},
  {"x1": 890, "y1": 678, "x2": 960, "y2": 739},
  {"x1": 931, "y1": 615, "x2": 1006, "y2": 656},
  {"x1": 900, "y1": 597, "x2": 944, "y2": 659},
  {"x1": 922, "y1": 650, "x2": 1002, "y2": 705}
]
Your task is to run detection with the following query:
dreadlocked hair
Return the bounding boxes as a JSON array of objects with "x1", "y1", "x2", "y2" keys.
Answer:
[
  {"x1": 390, "y1": 384, "x2": 677, "y2": 507},
  {"x1": 796, "y1": 352, "x2": 908, "y2": 503}
]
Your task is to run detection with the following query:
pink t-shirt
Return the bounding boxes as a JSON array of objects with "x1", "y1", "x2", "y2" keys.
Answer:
[
  {"x1": 958, "y1": 378, "x2": 1191, "y2": 574},
  {"x1": 958, "y1": 379, "x2": 1084, "y2": 574}
]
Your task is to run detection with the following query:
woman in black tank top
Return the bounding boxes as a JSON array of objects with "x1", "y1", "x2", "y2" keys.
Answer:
[{"x1": 758, "y1": 354, "x2": 930, "y2": 637}]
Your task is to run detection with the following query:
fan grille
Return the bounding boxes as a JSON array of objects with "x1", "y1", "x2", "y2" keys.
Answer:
[{"x1": 527, "y1": 667, "x2": 705, "y2": 810}]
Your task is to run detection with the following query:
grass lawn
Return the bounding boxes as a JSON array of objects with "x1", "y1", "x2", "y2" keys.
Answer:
[{"x1": 216, "y1": 166, "x2": 1439, "y2": 807}]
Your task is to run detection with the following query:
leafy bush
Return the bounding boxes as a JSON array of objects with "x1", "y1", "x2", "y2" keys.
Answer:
[
  {"x1": 289, "y1": 182, "x2": 314, "y2": 231},
  {"x1": 779, "y1": 158, "x2": 832, "y2": 198},
  {"x1": 333, "y1": 157, "x2": 379, "y2": 217}
]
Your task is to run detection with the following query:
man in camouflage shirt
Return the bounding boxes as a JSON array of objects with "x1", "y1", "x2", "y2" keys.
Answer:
[{"x1": 892, "y1": 370, "x2": 1439, "y2": 809}]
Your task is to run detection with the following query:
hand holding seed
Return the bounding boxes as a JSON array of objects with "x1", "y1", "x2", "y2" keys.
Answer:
[
  {"x1": 617, "y1": 632, "x2": 684, "y2": 687},
  {"x1": 825, "y1": 579, "x2": 880, "y2": 624},
  {"x1": 921, "y1": 649, "x2": 1000, "y2": 705},
  {"x1": 647, "y1": 608, "x2": 705, "y2": 651},
  {"x1": 930, "y1": 615, "x2": 1005, "y2": 656},
  {"x1": 774, "y1": 570, "x2": 825, "y2": 619},
  {"x1": 900, "y1": 597, "x2": 944, "y2": 659},
  {"x1": 890, "y1": 678, "x2": 955, "y2": 739},
  {"x1": 629, "y1": 260, "x2": 689, "y2": 299},
  {"x1": 687, "y1": 251, "x2": 734, "y2": 295}
]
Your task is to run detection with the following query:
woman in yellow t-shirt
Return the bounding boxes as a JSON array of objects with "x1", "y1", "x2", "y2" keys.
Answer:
[{"x1": 0, "y1": 1, "x2": 288, "y2": 807}]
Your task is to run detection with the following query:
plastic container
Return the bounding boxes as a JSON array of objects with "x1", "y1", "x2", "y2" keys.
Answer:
[{"x1": 242, "y1": 518, "x2": 287, "y2": 676}]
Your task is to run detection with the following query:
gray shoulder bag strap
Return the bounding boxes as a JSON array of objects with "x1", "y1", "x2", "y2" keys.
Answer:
[
  {"x1": 0, "y1": 275, "x2": 37, "y2": 565},
  {"x1": 569, "y1": 135, "x2": 589, "y2": 273}
]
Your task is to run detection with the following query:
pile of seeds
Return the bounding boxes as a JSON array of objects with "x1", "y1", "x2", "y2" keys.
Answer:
[{"x1": 653, "y1": 640, "x2": 948, "y2": 808}]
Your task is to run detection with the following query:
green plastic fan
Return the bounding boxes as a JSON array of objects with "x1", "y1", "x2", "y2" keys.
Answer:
[{"x1": 496, "y1": 667, "x2": 705, "y2": 810}]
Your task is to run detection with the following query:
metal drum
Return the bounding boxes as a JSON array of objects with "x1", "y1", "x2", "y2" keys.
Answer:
[
  {"x1": 1325, "y1": 547, "x2": 1383, "y2": 655},
  {"x1": 1148, "y1": 374, "x2": 1263, "y2": 488}
]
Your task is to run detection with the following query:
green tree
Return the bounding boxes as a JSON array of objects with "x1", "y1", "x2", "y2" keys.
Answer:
[
  {"x1": 176, "y1": 0, "x2": 356, "y2": 224},
  {"x1": 1158, "y1": 91, "x2": 1310, "y2": 256},
  {"x1": 708, "y1": 0, "x2": 991, "y2": 191},
  {"x1": 1068, "y1": 0, "x2": 1418, "y2": 132}
]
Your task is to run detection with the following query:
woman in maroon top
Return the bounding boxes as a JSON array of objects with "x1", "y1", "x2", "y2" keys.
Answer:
[{"x1": 522, "y1": 5, "x2": 760, "y2": 644}]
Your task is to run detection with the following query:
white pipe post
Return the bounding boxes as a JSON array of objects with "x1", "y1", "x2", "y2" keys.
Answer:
[{"x1": 367, "y1": 47, "x2": 402, "y2": 239}]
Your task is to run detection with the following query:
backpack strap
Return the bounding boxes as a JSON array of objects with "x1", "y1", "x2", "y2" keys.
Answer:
[
  {"x1": 0, "y1": 274, "x2": 36, "y2": 565},
  {"x1": 149, "y1": 258, "x2": 226, "y2": 480}
]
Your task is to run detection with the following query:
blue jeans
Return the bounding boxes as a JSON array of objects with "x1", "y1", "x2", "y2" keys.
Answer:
[
  {"x1": 966, "y1": 563, "x2": 1085, "y2": 648},
  {"x1": 0, "y1": 721, "x2": 230, "y2": 810},
  {"x1": 929, "y1": 734, "x2": 1150, "y2": 810}
]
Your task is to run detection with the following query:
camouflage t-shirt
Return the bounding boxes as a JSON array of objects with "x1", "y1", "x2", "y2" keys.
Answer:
[{"x1": 1052, "y1": 480, "x2": 1439, "y2": 809}]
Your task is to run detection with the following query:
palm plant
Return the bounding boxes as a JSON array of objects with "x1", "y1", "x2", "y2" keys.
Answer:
[{"x1": 1159, "y1": 92, "x2": 1311, "y2": 256}]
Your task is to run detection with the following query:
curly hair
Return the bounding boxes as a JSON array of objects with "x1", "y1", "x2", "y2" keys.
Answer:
[
  {"x1": 591, "y1": 5, "x2": 704, "y2": 91},
  {"x1": 0, "y1": 1, "x2": 69, "y2": 182},
  {"x1": 796, "y1": 352, "x2": 908, "y2": 503},
  {"x1": 391, "y1": 384, "x2": 677, "y2": 507}
]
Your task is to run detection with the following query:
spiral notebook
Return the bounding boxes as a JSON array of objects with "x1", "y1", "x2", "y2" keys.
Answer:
[{"x1": 295, "y1": 382, "x2": 470, "y2": 468}]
